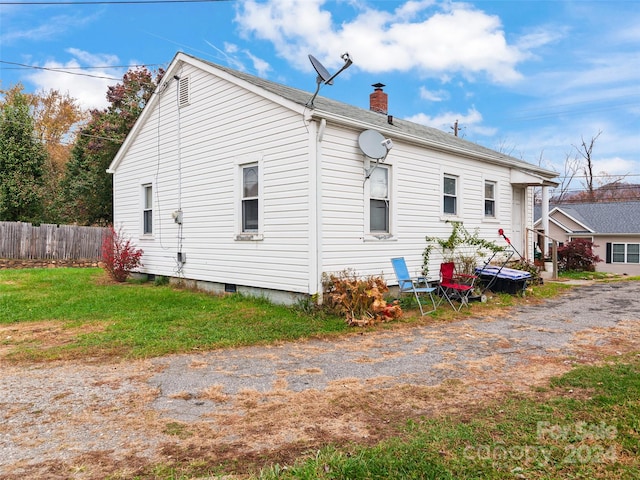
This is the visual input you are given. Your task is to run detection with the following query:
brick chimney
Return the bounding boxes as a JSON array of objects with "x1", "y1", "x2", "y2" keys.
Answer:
[{"x1": 369, "y1": 83, "x2": 388, "y2": 114}]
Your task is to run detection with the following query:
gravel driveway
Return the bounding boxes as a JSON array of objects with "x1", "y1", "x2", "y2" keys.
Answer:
[{"x1": 1, "y1": 280, "x2": 639, "y2": 478}]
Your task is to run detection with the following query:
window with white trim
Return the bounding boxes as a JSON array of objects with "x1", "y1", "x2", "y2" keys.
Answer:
[
  {"x1": 484, "y1": 180, "x2": 496, "y2": 217},
  {"x1": 369, "y1": 165, "x2": 390, "y2": 233},
  {"x1": 241, "y1": 164, "x2": 259, "y2": 232},
  {"x1": 443, "y1": 174, "x2": 457, "y2": 215},
  {"x1": 613, "y1": 243, "x2": 640, "y2": 263},
  {"x1": 142, "y1": 184, "x2": 153, "y2": 235}
]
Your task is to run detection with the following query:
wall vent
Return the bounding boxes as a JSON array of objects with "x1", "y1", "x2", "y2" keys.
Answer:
[{"x1": 178, "y1": 76, "x2": 190, "y2": 108}]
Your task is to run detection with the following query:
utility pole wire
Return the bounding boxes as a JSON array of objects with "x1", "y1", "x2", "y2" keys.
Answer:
[
  {"x1": 0, "y1": 61, "x2": 121, "y2": 80},
  {"x1": 0, "y1": 0, "x2": 231, "y2": 4}
]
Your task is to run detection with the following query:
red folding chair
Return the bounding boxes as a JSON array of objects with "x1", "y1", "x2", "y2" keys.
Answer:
[{"x1": 439, "y1": 262, "x2": 477, "y2": 311}]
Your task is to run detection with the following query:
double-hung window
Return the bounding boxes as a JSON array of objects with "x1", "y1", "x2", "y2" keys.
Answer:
[
  {"x1": 241, "y1": 164, "x2": 259, "y2": 232},
  {"x1": 369, "y1": 166, "x2": 390, "y2": 233},
  {"x1": 484, "y1": 181, "x2": 496, "y2": 218},
  {"x1": 613, "y1": 243, "x2": 640, "y2": 263},
  {"x1": 142, "y1": 184, "x2": 153, "y2": 235},
  {"x1": 443, "y1": 174, "x2": 457, "y2": 215}
]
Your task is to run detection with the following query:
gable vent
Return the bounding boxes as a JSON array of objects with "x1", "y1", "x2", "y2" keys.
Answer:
[{"x1": 178, "y1": 76, "x2": 190, "y2": 108}]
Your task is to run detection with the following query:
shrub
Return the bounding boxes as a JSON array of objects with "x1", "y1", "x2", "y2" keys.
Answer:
[
  {"x1": 101, "y1": 227, "x2": 143, "y2": 282},
  {"x1": 322, "y1": 269, "x2": 402, "y2": 326},
  {"x1": 424, "y1": 221, "x2": 506, "y2": 276},
  {"x1": 557, "y1": 239, "x2": 601, "y2": 272},
  {"x1": 509, "y1": 259, "x2": 543, "y2": 285}
]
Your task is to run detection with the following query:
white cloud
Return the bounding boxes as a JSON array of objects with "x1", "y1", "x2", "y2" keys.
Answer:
[
  {"x1": 515, "y1": 25, "x2": 567, "y2": 51},
  {"x1": 244, "y1": 51, "x2": 271, "y2": 77},
  {"x1": 406, "y1": 106, "x2": 483, "y2": 130},
  {"x1": 595, "y1": 157, "x2": 637, "y2": 177},
  {"x1": 235, "y1": 0, "x2": 538, "y2": 83},
  {"x1": 26, "y1": 49, "x2": 124, "y2": 110},
  {"x1": 0, "y1": 12, "x2": 100, "y2": 45},
  {"x1": 419, "y1": 86, "x2": 449, "y2": 102}
]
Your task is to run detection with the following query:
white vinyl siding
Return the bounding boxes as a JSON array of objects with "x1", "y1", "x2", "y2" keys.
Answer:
[{"x1": 111, "y1": 62, "x2": 311, "y2": 294}]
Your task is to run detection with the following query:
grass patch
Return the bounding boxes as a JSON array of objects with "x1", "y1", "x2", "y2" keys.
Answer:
[
  {"x1": 0, "y1": 267, "x2": 596, "y2": 361},
  {"x1": 0, "y1": 268, "x2": 347, "y2": 361},
  {"x1": 558, "y1": 270, "x2": 640, "y2": 282},
  {"x1": 256, "y1": 354, "x2": 640, "y2": 479}
]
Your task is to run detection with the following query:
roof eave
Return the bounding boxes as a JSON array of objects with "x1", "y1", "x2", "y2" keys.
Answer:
[{"x1": 310, "y1": 109, "x2": 559, "y2": 182}]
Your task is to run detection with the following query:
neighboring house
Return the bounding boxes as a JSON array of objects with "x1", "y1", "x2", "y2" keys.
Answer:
[
  {"x1": 534, "y1": 201, "x2": 640, "y2": 275},
  {"x1": 107, "y1": 52, "x2": 558, "y2": 304}
]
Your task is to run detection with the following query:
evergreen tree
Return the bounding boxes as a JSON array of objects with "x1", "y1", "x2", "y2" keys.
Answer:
[
  {"x1": 60, "y1": 67, "x2": 162, "y2": 225},
  {"x1": 0, "y1": 90, "x2": 47, "y2": 222}
]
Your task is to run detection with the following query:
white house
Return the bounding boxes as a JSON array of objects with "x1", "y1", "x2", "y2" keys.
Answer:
[{"x1": 107, "y1": 52, "x2": 558, "y2": 304}]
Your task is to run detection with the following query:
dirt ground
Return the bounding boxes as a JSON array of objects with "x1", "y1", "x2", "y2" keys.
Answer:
[{"x1": 1, "y1": 280, "x2": 639, "y2": 479}]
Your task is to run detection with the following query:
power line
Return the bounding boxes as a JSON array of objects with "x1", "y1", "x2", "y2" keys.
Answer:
[
  {"x1": 1, "y1": 0, "x2": 231, "y2": 4},
  {"x1": 1, "y1": 61, "x2": 121, "y2": 80},
  {"x1": 555, "y1": 173, "x2": 640, "y2": 179},
  {"x1": 0, "y1": 60, "x2": 165, "y2": 81},
  {"x1": 1, "y1": 62, "x2": 165, "y2": 71}
]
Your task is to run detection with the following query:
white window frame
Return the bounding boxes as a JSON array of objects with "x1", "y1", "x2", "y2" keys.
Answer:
[
  {"x1": 140, "y1": 181, "x2": 154, "y2": 237},
  {"x1": 612, "y1": 243, "x2": 640, "y2": 264},
  {"x1": 364, "y1": 162, "x2": 396, "y2": 241},
  {"x1": 483, "y1": 180, "x2": 497, "y2": 219},
  {"x1": 442, "y1": 172, "x2": 460, "y2": 218},
  {"x1": 235, "y1": 155, "x2": 264, "y2": 241}
]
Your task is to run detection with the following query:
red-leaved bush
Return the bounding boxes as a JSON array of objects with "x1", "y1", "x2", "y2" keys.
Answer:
[
  {"x1": 101, "y1": 227, "x2": 143, "y2": 282},
  {"x1": 557, "y1": 239, "x2": 601, "y2": 272}
]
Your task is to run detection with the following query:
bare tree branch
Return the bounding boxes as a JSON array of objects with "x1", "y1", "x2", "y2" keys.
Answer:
[{"x1": 572, "y1": 130, "x2": 602, "y2": 200}]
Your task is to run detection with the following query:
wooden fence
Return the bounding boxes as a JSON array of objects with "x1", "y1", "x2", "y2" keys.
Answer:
[{"x1": 0, "y1": 222, "x2": 110, "y2": 260}]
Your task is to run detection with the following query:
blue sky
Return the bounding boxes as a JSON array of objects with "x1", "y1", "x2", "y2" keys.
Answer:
[{"x1": 1, "y1": 0, "x2": 639, "y2": 194}]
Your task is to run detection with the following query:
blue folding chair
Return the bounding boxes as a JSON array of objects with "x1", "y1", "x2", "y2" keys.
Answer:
[{"x1": 391, "y1": 257, "x2": 438, "y2": 315}]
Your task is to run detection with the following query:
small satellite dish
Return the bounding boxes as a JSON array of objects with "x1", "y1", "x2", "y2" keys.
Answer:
[
  {"x1": 306, "y1": 52, "x2": 353, "y2": 107},
  {"x1": 358, "y1": 129, "x2": 388, "y2": 160},
  {"x1": 309, "y1": 55, "x2": 332, "y2": 84}
]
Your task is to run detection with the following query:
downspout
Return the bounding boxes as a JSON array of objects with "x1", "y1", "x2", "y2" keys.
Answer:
[{"x1": 310, "y1": 118, "x2": 326, "y2": 303}]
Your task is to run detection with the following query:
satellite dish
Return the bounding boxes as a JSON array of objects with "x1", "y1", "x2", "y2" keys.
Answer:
[
  {"x1": 306, "y1": 52, "x2": 353, "y2": 107},
  {"x1": 358, "y1": 129, "x2": 388, "y2": 160},
  {"x1": 309, "y1": 55, "x2": 332, "y2": 84}
]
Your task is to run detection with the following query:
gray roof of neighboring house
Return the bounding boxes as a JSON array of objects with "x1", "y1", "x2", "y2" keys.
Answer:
[
  {"x1": 188, "y1": 54, "x2": 557, "y2": 179},
  {"x1": 535, "y1": 201, "x2": 640, "y2": 234}
]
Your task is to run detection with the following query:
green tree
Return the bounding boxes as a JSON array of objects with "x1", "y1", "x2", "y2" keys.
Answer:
[
  {"x1": 60, "y1": 67, "x2": 163, "y2": 225},
  {"x1": 32, "y1": 88, "x2": 86, "y2": 223},
  {"x1": 0, "y1": 88, "x2": 47, "y2": 221}
]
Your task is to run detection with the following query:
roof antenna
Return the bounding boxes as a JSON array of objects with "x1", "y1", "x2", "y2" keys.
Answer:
[{"x1": 306, "y1": 52, "x2": 353, "y2": 108}]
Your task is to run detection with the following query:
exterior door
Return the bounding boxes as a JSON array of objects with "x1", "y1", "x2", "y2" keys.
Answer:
[{"x1": 511, "y1": 187, "x2": 525, "y2": 256}]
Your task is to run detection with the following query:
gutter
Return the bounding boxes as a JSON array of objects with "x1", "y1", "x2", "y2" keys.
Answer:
[{"x1": 308, "y1": 109, "x2": 559, "y2": 181}]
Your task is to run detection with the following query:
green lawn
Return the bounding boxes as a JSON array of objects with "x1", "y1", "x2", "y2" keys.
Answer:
[
  {"x1": 0, "y1": 267, "x2": 577, "y2": 361},
  {"x1": 0, "y1": 267, "x2": 348, "y2": 360}
]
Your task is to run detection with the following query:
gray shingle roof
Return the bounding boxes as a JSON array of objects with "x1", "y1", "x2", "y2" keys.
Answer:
[
  {"x1": 188, "y1": 53, "x2": 557, "y2": 179},
  {"x1": 536, "y1": 201, "x2": 640, "y2": 234}
]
